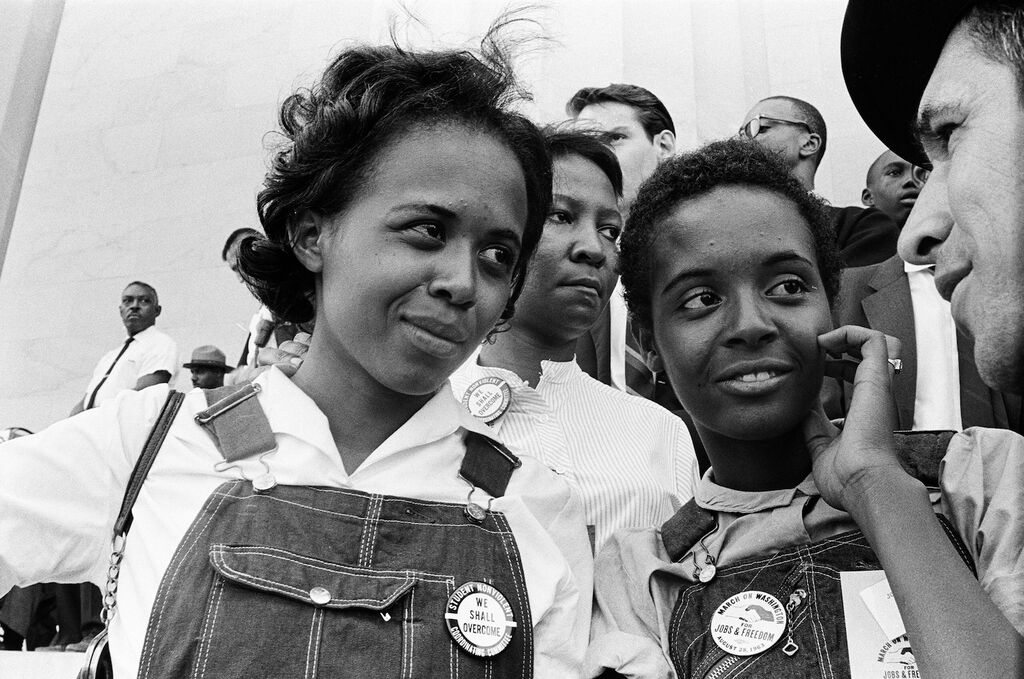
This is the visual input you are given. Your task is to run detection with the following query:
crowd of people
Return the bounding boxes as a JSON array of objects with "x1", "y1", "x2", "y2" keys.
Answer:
[{"x1": 1, "y1": 0, "x2": 1023, "y2": 677}]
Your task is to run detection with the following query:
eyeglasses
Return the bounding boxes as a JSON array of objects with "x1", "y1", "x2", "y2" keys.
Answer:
[{"x1": 738, "y1": 115, "x2": 812, "y2": 139}]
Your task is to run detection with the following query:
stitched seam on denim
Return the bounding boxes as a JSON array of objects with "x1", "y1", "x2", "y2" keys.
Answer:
[
  {"x1": 211, "y1": 553, "x2": 416, "y2": 607},
  {"x1": 494, "y1": 512, "x2": 532, "y2": 677},
  {"x1": 212, "y1": 544, "x2": 452, "y2": 581},
  {"x1": 235, "y1": 484, "x2": 505, "y2": 513},
  {"x1": 196, "y1": 579, "x2": 225, "y2": 679},
  {"x1": 215, "y1": 491, "x2": 509, "y2": 531},
  {"x1": 449, "y1": 578, "x2": 458, "y2": 679},
  {"x1": 141, "y1": 484, "x2": 235, "y2": 679},
  {"x1": 804, "y1": 550, "x2": 833, "y2": 679},
  {"x1": 367, "y1": 494, "x2": 383, "y2": 568},
  {"x1": 697, "y1": 535, "x2": 870, "y2": 576},
  {"x1": 357, "y1": 495, "x2": 374, "y2": 568},
  {"x1": 406, "y1": 585, "x2": 416, "y2": 678},
  {"x1": 305, "y1": 608, "x2": 323, "y2": 679}
]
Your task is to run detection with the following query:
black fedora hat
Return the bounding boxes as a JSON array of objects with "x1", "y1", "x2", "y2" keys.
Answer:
[{"x1": 841, "y1": 0, "x2": 975, "y2": 167}]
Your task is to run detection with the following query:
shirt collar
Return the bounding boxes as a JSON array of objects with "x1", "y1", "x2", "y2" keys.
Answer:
[
  {"x1": 127, "y1": 325, "x2": 157, "y2": 342},
  {"x1": 903, "y1": 259, "x2": 934, "y2": 273},
  {"x1": 695, "y1": 472, "x2": 819, "y2": 514},
  {"x1": 256, "y1": 366, "x2": 500, "y2": 466}
]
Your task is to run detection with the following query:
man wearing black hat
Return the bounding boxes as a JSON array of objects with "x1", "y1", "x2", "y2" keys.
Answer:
[
  {"x1": 843, "y1": 1, "x2": 1024, "y2": 397},
  {"x1": 183, "y1": 345, "x2": 232, "y2": 389},
  {"x1": 839, "y1": 2, "x2": 1024, "y2": 675}
]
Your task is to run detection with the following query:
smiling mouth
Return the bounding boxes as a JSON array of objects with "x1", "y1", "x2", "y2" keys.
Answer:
[{"x1": 733, "y1": 371, "x2": 778, "y2": 383}]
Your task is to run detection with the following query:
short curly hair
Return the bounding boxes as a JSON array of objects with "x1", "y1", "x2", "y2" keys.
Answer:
[
  {"x1": 238, "y1": 25, "x2": 551, "y2": 324},
  {"x1": 620, "y1": 139, "x2": 841, "y2": 334}
]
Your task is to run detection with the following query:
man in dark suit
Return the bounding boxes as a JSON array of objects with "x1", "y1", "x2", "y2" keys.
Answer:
[
  {"x1": 824, "y1": 148, "x2": 1022, "y2": 432},
  {"x1": 738, "y1": 95, "x2": 900, "y2": 267}
]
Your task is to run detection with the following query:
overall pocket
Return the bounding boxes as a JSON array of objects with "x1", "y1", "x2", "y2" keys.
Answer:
[{"x1": 195, "y1": 544, "x2": 461, "y2": 679}]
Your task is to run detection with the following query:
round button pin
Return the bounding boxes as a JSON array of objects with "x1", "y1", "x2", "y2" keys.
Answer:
[
  {"x1": 444, "y1": 582, "x2": 517, "y2": 657},
  {"x1": 698, "y1": 564, "x2": 717, "y2": 583},
  {"x1": 253, "y1": 473, "x2": 277, "y2": 492},
  {"x1": 462, "y1": 377, "x2": 512, "y2": 424},
  {"x1": 709, "y1": 590, "x2": 787, "y2": 656},
  {"x1": 309, "y1": 586, "x2": 331, "y2": 605}
]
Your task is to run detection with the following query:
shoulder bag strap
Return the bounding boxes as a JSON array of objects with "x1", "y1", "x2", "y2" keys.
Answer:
[{"x1": 112, "y1": 390, "x2": 185, "y2": 538}]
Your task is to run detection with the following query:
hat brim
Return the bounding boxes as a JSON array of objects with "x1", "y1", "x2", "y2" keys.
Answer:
[
  {"x1": 841, "y1": 0, "x2": 974, "y2": 168},
  {"x1": 183, "y1": 361, "x2": 232, "y2": 371}
]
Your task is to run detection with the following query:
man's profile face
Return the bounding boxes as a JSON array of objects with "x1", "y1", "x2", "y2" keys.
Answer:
[
  {"x1": 897, "y1": 23, "x2": 1024, "y2": 393},
  {"x1": 740, "y1": 99, "x2": 808, "y2": 170},
  {"x1": 191, "y1": 367, "x2": 224, "y2": 389},
  {"x1": 863, "y1": 150, "x2": 926, "y2": 228},
  {"x1": 119, "y1": 283, "x2": 160, "y2": 336},
  {"x1": 575, "y1": 101, "x2": 668, "y2": 208}
]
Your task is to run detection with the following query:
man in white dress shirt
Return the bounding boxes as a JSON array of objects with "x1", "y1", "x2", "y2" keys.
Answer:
[{"x1": 73, "y1": 281, "x2": 178, "y2": 415}]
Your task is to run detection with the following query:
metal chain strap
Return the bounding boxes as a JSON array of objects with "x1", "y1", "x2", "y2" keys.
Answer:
[{"x1": 99, "y1": 534, "x2": 127, "y2": 626}]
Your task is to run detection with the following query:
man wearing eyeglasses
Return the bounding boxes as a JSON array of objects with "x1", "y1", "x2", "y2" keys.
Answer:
[{"x1": 738, "y1": 95, "x2": 900, "y2": 268}]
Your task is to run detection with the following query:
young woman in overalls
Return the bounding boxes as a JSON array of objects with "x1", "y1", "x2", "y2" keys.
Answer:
[
  {"x1": 0, "y1": 32, "x2": 592, "y2": 678},
  {"x1": 585, "y1": 140, "x2": 1024, "y2": 678}
]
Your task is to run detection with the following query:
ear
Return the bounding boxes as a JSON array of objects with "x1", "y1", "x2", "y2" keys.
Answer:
[
  {"x1": 290, "y1": 210, "x2": 326, "y2": 273},
  {"x1": 654, "y1": 130, "x2": 676, "y2": 161},
  {"x1": 632, "y1": 322, "x2": 665, "y2": 373},
  {"x1": 154, "y1": 304, "x2": 162, "y2": 318},
  {"x1": 861, "y1": 187, "x2": 875, "y2": 207},
  {"x1": 798, "y1": 132, "x2": 821, "y2": 160}
]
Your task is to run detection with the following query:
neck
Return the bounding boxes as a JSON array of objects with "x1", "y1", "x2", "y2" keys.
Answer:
[
  {"x1": 290, "y1": 339, "x2": 433, "y2": 473},
  {"x1": 793, "y1": 164, "x2": 816, "y2": 192},
  {"x1": 699, "y1": 424, "x2": 812, "y2": 492},
  {"x1": 478, "y1": 325, "x2": 576, "y2": 387}
]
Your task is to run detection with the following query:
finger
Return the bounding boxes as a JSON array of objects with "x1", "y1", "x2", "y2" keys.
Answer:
[
  {"x1": 824, "y1": 357, "x2": 860, "y2": 383},
  {"x1": 255, "y1": 347, "x2": 297, "y2": 367},
  {"x1": 291, "y1": 332, "x2": 312, "y2": 345},
  {"x1": 277, "y1": 340, "x2": 309, "y2": 357},
  {"x1": 802, "y1": 406, "x2": 838, "y2": 460}
]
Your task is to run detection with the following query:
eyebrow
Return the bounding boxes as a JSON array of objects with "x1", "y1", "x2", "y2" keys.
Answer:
[
  {"x1": 913, "y1": 102, "x2": 963, "y2": 140},
  {"x1": 390, "y1": 202, "x2": 459, "y2": 219}
]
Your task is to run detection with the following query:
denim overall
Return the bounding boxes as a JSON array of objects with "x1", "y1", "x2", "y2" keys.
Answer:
[
  {"x1": 135, "y1": 384, "x2": 534, "y2": 679},
  {"x1": 662, "y1": 432, "x2": 975, "y2": 679}
]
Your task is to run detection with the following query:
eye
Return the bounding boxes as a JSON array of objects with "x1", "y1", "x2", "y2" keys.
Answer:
[
  {"x1": 598, "y1": 224, "x2": 621, "y2": 242},
  {"x1": 608, "y1": 133, "x2": 626, "y2": 142},
  {"x1": 480, "y1": 245, "x2": 516, "y2": 271},
  {"x1": 409, "y1": 222, "x2": 445, "y2": 242},
  {"x1": 681, "y1": 288, "x2": 722, "y2": 310},
  {"x1": 547, "y1": 210, "x2": 573, "y2": 225},
  {"x1": 766, "y1": 278, "x2": 812, "y2": 297}
]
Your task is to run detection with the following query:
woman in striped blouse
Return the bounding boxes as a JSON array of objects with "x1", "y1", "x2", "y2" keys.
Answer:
[{"x1": 449, "y1": 127, "x2": 699, "y2": 553}]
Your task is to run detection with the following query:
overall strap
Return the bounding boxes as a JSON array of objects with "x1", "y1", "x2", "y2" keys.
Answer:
[
  {"x1": 461, "y1": 432, "x2": 521, "y2": 498},
  {"x1": 113, "y1": 390, "x2": 185, "y2": 537},
  {"x1": 661, "y1": 498, "x2": 717, "y2": 562},
  {"x1": 194, "y1": 382, "x2": 276, "y2": 462},
  {"x1": 894, "y1": 429, "x2": 955, "y2": 487}
]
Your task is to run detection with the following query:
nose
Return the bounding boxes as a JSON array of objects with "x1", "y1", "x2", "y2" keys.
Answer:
[
  {"x1": 426, "y1": 247, "x2": 477, "y2": 308},
  {"x1": 725, "y1": 290, "x2": 778, "y2": 348},
  {"x1": 898, "y1": 167, "x2": 950, "y2": 265},
  {"x1": 569, "y1": 223, "x2": 609, "y2": 268}
]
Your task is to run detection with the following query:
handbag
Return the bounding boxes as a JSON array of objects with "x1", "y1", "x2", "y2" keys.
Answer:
[{"x1": 76, "y1": 390, "x2": 185, "y2": 679}]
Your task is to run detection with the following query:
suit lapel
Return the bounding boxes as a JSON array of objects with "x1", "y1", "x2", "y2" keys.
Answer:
[{"x1": 860, "y1": 257, "x2": 917, "y2": 428}]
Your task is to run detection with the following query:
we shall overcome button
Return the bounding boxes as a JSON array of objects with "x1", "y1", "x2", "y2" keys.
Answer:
[
  {"x1": 444, "y1": 581, "x2": 517, "y2": 657},
  {"x1": 710, "y1": 590, "x2": 787, "y2": 656},
  {"x1": 462, "y1": 377, "x2": 512, "y2": 424}
]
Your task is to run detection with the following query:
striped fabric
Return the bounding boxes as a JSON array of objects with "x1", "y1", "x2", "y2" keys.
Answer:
[{"x1": 450, "y1": 356, "x2": 700, "y2": 553}]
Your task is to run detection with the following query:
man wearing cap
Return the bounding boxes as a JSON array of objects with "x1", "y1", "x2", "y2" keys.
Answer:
[
  {"x1": 183, "y1": 345, "x2": 232, "y2": 389},
  {"x1": 738, "y1": 95, "x2": 901, "y2": 267},
  {"x1": 840, "y1": 1, "x2": 1024, "y2": 673}
]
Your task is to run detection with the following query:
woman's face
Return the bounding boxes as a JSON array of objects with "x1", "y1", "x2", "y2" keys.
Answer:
[
  {"x1": 309, "y1": 123, "x2": 528, "y2": 396},
  {"x1": 513, "y1": 153, "x2": 621, "y2": 344},
  {"x1": 647, "y1": 185, "x2": 832, "y2": 440}
]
